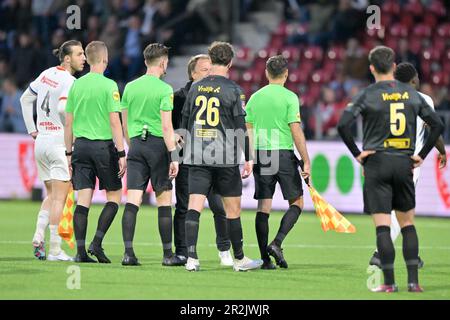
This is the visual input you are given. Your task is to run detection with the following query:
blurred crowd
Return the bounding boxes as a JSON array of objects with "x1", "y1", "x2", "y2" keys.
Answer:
[
  {"x1": 0, "y1": 0, "x2": 449, "y2": 141},
  {"x1": 0, "y1": 0, "x2": 256, "y2": 133}
]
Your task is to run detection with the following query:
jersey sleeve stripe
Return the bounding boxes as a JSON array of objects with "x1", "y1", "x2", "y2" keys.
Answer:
[
  {"x1": 59, "y1": 97, "x2": 67, "y2": 101},
  {"x1": 29, "y1": 85, "x2": 37, "y2": 95}
]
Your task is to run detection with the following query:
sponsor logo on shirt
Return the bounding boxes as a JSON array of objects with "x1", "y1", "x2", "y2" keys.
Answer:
[
  {"x1": 40, "y1": 76, "x2": 59, "y2": 88},
  {"x1": 113, "y1": 91, "x2": 120, "y2": 101},
  {"x1": 198, "y1": 86, "x2": 221, "y2": 94},
  {"x1": 381, "y1": 92, "x2": 409, "y2": 101}
]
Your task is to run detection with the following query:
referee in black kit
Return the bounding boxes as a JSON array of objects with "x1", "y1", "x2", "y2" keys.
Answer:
[
  {"x1": 172, "y1": 54, "x2": 233, "y2": 266},
  {"x1": 337, "y1": 46, "x2": 444, "y2": 293}
]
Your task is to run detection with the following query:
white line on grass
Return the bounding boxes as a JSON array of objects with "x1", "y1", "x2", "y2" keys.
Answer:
[{"x1": 1, "y1": 240, "x2": 449, "y2": 250}]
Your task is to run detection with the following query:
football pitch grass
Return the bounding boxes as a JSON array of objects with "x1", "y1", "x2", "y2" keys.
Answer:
[{"x1": 0, "y1": 200, "x2": 449, "y2": 300}]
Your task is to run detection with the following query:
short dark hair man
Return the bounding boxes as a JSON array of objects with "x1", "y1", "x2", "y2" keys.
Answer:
[
  {"x1": 172, "y1": 54, "x2": 233, "y2": 266},
  {"x1": 180, "y1": 41, "x2": 262, "y2": 271},
  {"x1": 245, "y1": 55, "x2": 311, "y2": 269},
  {"x1": 120, "y1": 43, "x2": 181, "y2": 266},
  {"x1": 368, "y1": 62, "x2": 447, "y2": 270},
  {"x1": 65, "y1": 41, "x2": 126, "y2": 263},
  {"x1": 338, "y1": 46, "x2": 444, "y2": 292}
]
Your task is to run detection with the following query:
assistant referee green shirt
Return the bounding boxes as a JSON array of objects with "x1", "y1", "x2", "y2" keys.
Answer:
[
  {"x1": 121, "y1": 74, "x2": 174, "y2": 138},
  {"x1": 245, "y1": 84, "x2": 301, "y2": 150},
  {"x1": 65, "y1": 72, "x2": 121, "y2": 140}
]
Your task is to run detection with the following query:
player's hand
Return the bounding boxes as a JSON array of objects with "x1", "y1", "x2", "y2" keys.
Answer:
[
  {"x1": 30, "y1": 131, "x2": 38, "y2": 140},
  {"x1": 242, "y1": 160, "x2": 253, "y2": 179},
  {"x1": 301, "y1": 161, "x2": 311, "y2": 180},
  {"x1": 118, "y1": 157, "x2": 127, "y2": 178},
  {"x1": 356, "y1": 150, "x2": 376, "y2": 164},
  {"x1": 169, "y1": 161, "x2": 179, "y2": 180},
  {"x1": 411, "y1": 155, "x2": 424, "y2": 168},
  {"x1": 438, "y1": 152, "x2": 447, "y2": 169}
]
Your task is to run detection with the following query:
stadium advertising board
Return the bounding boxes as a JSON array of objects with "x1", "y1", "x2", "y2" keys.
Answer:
[{"x1": 1, "y1": 134, "x2": 448, "y2": 217}]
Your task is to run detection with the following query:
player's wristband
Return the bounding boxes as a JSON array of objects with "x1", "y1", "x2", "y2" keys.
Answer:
[
  {"x1": 65, "y1": 150, "x2": 73, "y2": 156},
  {"x1": 117, "y1": 150, "x2": 126, "y2": 158},
  {"x1": 169, "y1": 149, "x2": 180, "y2": 163}
]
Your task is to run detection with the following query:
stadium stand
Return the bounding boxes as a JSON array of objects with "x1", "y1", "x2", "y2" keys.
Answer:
[{"x1": 0, "y1": 0, "x2": 449, "y2": 141}]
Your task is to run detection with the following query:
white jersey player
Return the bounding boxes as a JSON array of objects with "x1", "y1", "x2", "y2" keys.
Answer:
[
  {"x1": 20, "y1": 40, "x2": 85, "y2": 261},
  {"x1": 370, "y1": 62, "x2": 447, "y2": 268}
]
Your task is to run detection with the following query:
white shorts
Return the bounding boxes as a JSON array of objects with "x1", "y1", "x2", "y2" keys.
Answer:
[{"x1": 34, "y1": 134, "x2": 70, "y2": 182}]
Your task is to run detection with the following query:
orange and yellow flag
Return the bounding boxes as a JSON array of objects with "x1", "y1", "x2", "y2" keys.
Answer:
[
  {"x1": 307, "y1": 185, "x2": 356, "y2": 233},
  {"x1": 58, "y1": 188, "x2": 75, "y2": 249},
  {"x1": 299, "y1": 160, "x2": 356, "y2": 233}
]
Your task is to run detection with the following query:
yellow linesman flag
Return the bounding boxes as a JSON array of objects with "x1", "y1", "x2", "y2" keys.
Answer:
[
  {"x1": 308, "y1": 185, "x2": 356, "y2": 233},
  {"x1": 58, "y1": 188, "x2": 75, "y2": 249},
  {"x1": 299, "y1": 160, "x2": 356, "y2": 233}
]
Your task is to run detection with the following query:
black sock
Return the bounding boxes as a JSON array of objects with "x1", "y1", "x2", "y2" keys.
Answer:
[
  {"x1": 73, "y1": 205, "x2": 89, "y2": 255},
  {"x1": 213, "y1": 212, "x2": 230, "y2": 252},
  {"x1": 174, "y1": 209, "x2": 187, "y2": 257},
  {"x1": 228, "y1": 217, "x2": 244, "y2": 260},
  {"x1": 122, "y1": 203, "x2": 139, "y2": 257},
  {"x1": 376, "y1": 226, "x2": 396, "y2": 285},
  {"x1": 158, "y1": 206, "x2": 173, "y2": 258},
  {"x1": 255, "y1": 212, "x2": 270, "y2": 261},
  {"x1": 185, "y1": 209, "x2": 200, "y2": 259},
  {"x1": 208, "y1": 193, "x2": 230, "y2": 251},
  {"x1": 401, "y1": 225, "x2": 419, "y2": 284},
  {"x1": 274, "y1": 205, "x2": 302, "y2": 246},
  {"x1": 92, "y1": 202, "x2": 119, "y2": 247}
]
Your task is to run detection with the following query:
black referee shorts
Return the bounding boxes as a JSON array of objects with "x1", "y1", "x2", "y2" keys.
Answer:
[
  {"x1": 188, "y1": 165, "x2": 242, "y2": 197},
  {"x1": 126, "y1": 135, "x2": 172, "y2": 193},
  {"x1": 363, "y1": 152, "x2": 415, "y2": 214},
  {"x1": 71, "y1": 138, "x2": 122, "y2": 191},
  {"x1": 253, "y1": 149, "x2": 303, "y2": 200}
]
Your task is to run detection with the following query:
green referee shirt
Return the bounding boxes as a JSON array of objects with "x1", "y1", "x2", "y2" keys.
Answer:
[
  {"x1": 121, "y1": 74, "x2": 174, "y2": 138},
  {"x1": 245, "y1": 84, "x2": 301, "y2": 150},
  {"x1": 65, "y1": 72, "x2": 121, "y2": 140}
]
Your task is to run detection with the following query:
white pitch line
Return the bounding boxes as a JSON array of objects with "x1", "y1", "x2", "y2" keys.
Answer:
[{"x1": 0, "y1": 240, "x2": 449, "y2": 251}]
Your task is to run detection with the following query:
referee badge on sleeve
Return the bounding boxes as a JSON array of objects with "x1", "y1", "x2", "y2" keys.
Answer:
[
  {"x1": 240, "y1": 94, "x2": 246, "y2": 109},
  {"x1": 113, "y1": 91, "x2": 120, "y2": 101}
]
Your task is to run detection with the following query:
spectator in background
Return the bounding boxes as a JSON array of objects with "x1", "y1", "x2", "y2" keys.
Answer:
[
  {"x1": 153, "y1": 0, "x2": 182, "y2": 53},
  {"x1": 45, "y1": 29, "x2": 66, "y2": 68},
  {"x1": 85, "y1": 15, "x2": 101, "y2": 44},
  {"x1": 286, "y1": 0, "x2": 334, "y2": 47},
  {"x1": 108, "y1": 15, "x2": 144, "y2": 84},
  {"x1": 310, "y1": 87, "x2": 345, "y2": 139},
  {"x1": 0, "y1": 59, "x2": 9, "y2": 98},
  {"x1": 283, "y1": 0, "x2": 311, "y2": 23},
  {"x1": 0, "y1": 77, "x2": 26, "y2": 133},
  {"x1": 342, "y1": 38, "x2": 369, "y2": 93},
  {"x1": 141, "y1": 0, "x2": 159, "y2": 37},
  {"x1": 10, "y1": 33, "x2": 40, "y2": 89},
  {"x1": 16, "y1": 0, "x2": 33, "y2": 33},
  {"x1": 331, "y1": 0, "x2": 365, "y2": 43},
  {"x1": 100, "y1": 15, "x2": 123, "y2": 63},
  {"x1": 187, "y1": 0, "x2": 231, "y2": 42},
  {"x1": 124, "y1": 0, "x2": 143, "y2": 16},
  {"x1": 396, "y1": 38, "x2": 421, "y2": 77},
  {"x1": 31, "y1": 0, "x2": 55, "y2": 48}
]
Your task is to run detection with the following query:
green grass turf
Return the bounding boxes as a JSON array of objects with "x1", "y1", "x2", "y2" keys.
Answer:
[{"x1": 0, "y1": 200, "x2": 449, "y2": 300}]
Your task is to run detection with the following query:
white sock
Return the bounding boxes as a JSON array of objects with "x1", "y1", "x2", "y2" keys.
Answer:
[
  {"x1": 390, "y1": 210, "x2": 401, "y2": 243},
  {"x1": 49, "y1": 225, "x2": 62, "y2": 256},
  {"x1": 33, "y1": 210, "x2": 49, "y2": 244}
]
